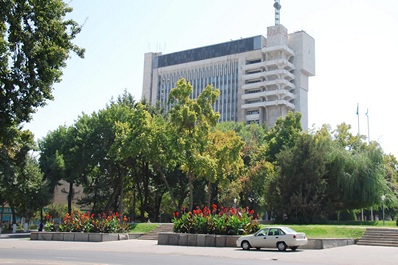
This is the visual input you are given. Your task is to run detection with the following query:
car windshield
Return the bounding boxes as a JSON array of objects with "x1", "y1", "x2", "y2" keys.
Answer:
[{"x1": 281, "y1": 227, "x2": 298, "y2": 234}]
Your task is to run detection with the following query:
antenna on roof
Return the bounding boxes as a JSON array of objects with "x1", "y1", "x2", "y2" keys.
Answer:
[{"x1": 274, "y1": 0, "x2": 281, "y2": 25}]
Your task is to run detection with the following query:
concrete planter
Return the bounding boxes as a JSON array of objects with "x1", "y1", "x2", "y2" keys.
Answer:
[
  {"x1": 31, "y1": 232, "x2": 130, "y2": 242},
  {"x1": 157, "y1": 232, "x2": 356, "y2": 249},
  {"x1": 158, "y1": 232, "x2": 240, "y2": 247},
  {"x1": 301, "y1": 238, "x2": 356, "y2": 249}
]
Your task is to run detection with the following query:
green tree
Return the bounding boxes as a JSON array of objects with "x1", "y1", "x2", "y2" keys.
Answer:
[
  {"x1": 39, "y1": 123, "x2": 90, "y2": 215},
  {"x1": 326, "y1": 124, "x2": 386, "y2": 214},
  {"x1": 268, "y1": 132, "x2": 329, "y2": 223},
  {"x1": 382, "y1": 154, "x2": 398, "y2": 219},
  {"x1": 168, "y1": 78, "x2": 220, "y2": 210},
  {"x1": 0, "y1": 0, "x2": 84, "y2": 144},
  {"x1": 264, "y1": 111, "x2": 302, "y2": 162},
  {"x1": 13, "y1": 155, "x2": 52, "y2": 222},
  {"x1": 201, "y1": 129, "x2": 244, "y2": 207}
]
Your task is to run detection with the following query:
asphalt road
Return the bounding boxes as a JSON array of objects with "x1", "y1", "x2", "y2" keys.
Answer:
[{"x1": 0, "y1": 237, "x2": 397, "y2": 265}]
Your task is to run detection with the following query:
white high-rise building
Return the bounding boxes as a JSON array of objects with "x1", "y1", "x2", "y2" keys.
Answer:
[{"x1": 142, "y1": 4, "x2": 315, "y2": 129}]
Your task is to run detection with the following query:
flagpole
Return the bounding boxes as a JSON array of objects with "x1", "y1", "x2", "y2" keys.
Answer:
[
  {"x1": 357, "y1": 103, "x2": 363, "y2": 221},
  {"x1": 366, "y1": 108, "x2": 373, "y2": 221},
  {"x1": 357, "y1": 103, "x2": 360, "y2": 136},
  {"x1": 366, "y1": 109, "x2": 370, "y2": 143}
]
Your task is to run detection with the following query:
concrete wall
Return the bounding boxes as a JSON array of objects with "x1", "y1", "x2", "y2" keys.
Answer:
[
  {"x1": 158, "y1": 232, "x2": 356, "y2": 249},
  {"x1": 31, "y1": 232, "x2": 130, "y2": 242}
]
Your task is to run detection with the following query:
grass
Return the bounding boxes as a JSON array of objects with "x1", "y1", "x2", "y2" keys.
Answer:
[
  {"x1": 264, "y1": 221, "x2": 397, "y2": 239},
  {"x1": 128, "y1": 221, "x2": 397, "y2": 238},
  {"x1": 287, "y1": 225, "x2": 366, "y2": 239},
  {"x1": 129, "y1": 223, "x2": 159, "y2": 234}
]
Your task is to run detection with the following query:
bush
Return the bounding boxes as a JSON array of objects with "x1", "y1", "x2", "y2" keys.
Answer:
[
  {"x1": 44, "y1": 211, "x2": 130, "y2": 233},
  {"x1": 396, "y1": 216, "x2": 398, "y2": 226},
  {"x1": 173, "y1": 204, "x2": 260, "y2": 235}
]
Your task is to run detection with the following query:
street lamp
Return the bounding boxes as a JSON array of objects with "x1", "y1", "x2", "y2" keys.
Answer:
[
  {"x1": 233, "y1": 198, "x2": 237, "y2": 210},
  {"x1": 381, "y1": 195, "x2": 386, "y2": 226}
]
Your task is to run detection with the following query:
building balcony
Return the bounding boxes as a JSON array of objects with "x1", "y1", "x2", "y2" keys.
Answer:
[
  {"x1": 262, "y1": 45, "x2": 295, "y2": 57},
  {"x1": 242, "y1": 61, "x2": 266, "y2": 71},
  {"x1": 242, "y1": 79, "x2": 295, "y2": 91},
  {"x1": 242, "y1": 69, "x2": 294, "y2": 82},
  {"x1": 242, "y1": 99, "x2": 295, "y2": 110},
  {"x1": 245, "y1": 113, "x2": 260, "y2": 121},
  {"x1": 242, "y1": 59, "x2": 295, "y2": 73},
  {"x1": 262, "y1": 69, "x2": 295, "y2": 80},
  {"x1": 242, "y1": 90, "x2": 295, "y2": 101}
]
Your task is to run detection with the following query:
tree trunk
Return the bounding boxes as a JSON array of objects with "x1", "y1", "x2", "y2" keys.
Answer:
[
  {"x1": 118, "y1": 171, "x2": 124, "y2": 214},
  {"x1": 0, "y1": 203, "x2": 4, "y2": 230},
  {"x1": 207, "y1": 178, "x2": 212, "y2": 208},
  {"x1": 130, "y1": 183, "x2": 136, "y2": 222},
  {"x1": 143, "y1": 162, "x2": 150, "y2": 221},
  {"x1": 155, "y1": 165, "x2": 179, "y2": 211},
  {"x1": 91, "y1": 179, "x2": 98, "y2": 214},
  {"x1": 105, "y1": 184, "x2": 120, "y2": 213},
  {"x1": 188, "y1": 172, "x2": 194, "y2": 211},
  {"x1": 67, "y1": 181, "x2": 74, "y2": 215},
  {"x1": 10, "y1": 205, "x2": 16, "y2": 224}
]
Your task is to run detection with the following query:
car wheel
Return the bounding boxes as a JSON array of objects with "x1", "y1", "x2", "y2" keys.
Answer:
[
  {"x1": 241, "y1": 241, "x2": 251, "y2": 250},
  {"x1": 277, "y1": 242, "x2": 287, "y2": 251},
  {"x1": 291, "y1": 246, "x2": 298, "y2": 251}
]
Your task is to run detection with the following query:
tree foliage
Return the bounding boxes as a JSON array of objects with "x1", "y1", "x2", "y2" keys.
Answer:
[
  {"x1": 0, "y1": 0, "x2": 84, "y2": 144},
  {"x1": 32, "y1": 86, "x2": 398, "y2": 223},
  {"x1": 168, "y1": 78, "x2": 220, "y2": 210},
  {"x1": 264, "y1": 111, "x2": 302, "y2": 162},
  {"x1": 267, "y1": 122, "x2": 391, "y2": 223}
]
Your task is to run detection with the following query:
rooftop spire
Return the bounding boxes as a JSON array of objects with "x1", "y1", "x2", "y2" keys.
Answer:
[{"x1": 274, "y1": 0, "x2": 281, "y2": 25}]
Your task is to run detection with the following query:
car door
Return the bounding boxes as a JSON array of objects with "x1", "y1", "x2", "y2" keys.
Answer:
[
  {"x1": 266, "y1": 228, "x2": 280, "y2": 248},
  {"x1": 250, "y1": 228, "x2": 268, "y2": 248}
]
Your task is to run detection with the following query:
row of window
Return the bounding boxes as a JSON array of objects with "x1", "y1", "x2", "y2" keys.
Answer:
[
  {"x1": 153, "y1": 36, "x2": 263, "y2": 68},
  {"x1": 156, "y1": 61, "x2": 240, "y2": 122}
]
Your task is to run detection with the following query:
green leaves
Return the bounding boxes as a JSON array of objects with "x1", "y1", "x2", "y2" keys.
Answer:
[
  {"x1": 264, "y1": 111, "x2": 302, "y2": 162},
  {"x1": 0, "y1": 0, "x2": 84, "y2": 144},
  {"x1": 266, "y1": 121, "x2": 393, "y2": 223}
]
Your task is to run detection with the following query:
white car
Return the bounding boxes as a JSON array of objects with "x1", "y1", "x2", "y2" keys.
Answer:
[{"x1": 236, "y1": 226, "x2": 308, "y2": 251}]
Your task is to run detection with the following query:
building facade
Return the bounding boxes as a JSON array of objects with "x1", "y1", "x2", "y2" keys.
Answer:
[{"x1": 142, "y1": 24, "x2": 315, "y2": 129}]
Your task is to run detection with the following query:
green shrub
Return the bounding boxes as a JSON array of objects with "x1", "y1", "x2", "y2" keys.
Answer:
[{"x1": 173, "y1": 205, "x2": 260, "y2": 235}]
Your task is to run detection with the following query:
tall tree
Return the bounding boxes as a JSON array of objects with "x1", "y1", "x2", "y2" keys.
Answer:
[
  {"x1": 0, "y1": 0, "x2": 85, "y2": 144},
  {"x1": 268, "y1": 132, "x2": 329, "y2": 223},
  {"x1": 201, "y1": 129, "x2": 245, "y2": 207},
  {"x1": 168, "y1": 78, "x2": 220, "y2": 210},
  {"x1": 13, "y1": 155, "x2": 52, "y2": 222},
  {"x1": 0, "y1": 128, "x2": 39, "y2": 223}
]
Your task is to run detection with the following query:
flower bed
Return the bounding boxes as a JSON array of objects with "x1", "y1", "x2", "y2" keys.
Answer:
[
  {"x1": 173, "y1": 204, "x2": 260, "y2": 235},
  {"x1": 164, "y1": 205, "x2": 259, "y2": 247},
  {"x1": 44, "y1": 211, "x2": 129, "y2": 233},
  {"x1": 33, "y1": 210, "x2": 131, "y2": 242}
]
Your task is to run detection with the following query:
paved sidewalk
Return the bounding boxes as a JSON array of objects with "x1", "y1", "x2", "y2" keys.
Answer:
[
  {"x1": 1, "y1": 237, "x2": 398, "y2": 265},
  {"x1": 0, "y1": 232, "x2": 31, "y2": 239}
]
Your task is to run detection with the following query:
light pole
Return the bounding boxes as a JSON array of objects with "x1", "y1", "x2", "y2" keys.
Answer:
[{"x1": 381, "y1": 195, "x2": 386, "y2": 226}]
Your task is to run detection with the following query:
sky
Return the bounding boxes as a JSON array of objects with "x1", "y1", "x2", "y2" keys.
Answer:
[{"x1": 24, "y1": 0, "x2": 398, "y2": 157}]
